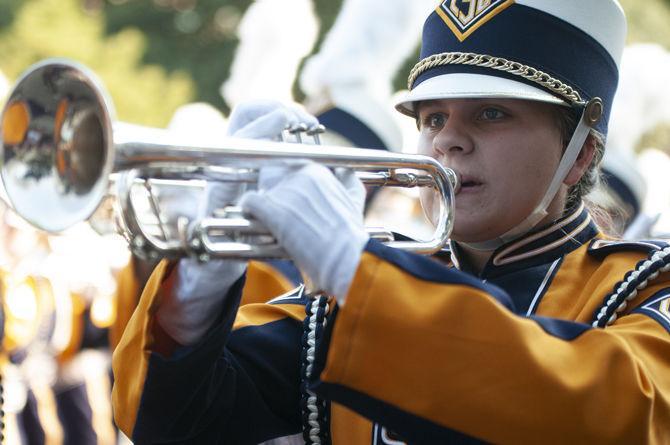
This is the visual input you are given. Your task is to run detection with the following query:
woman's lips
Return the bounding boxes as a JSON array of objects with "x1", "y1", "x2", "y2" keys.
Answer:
[{"x1": 456, "y1": 175, "x2": 483, "y2": 194}]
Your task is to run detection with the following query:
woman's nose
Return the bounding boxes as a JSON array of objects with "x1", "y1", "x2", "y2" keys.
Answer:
[{"x1": 433, "y1": 119, "x2": 474, "y2": 157}]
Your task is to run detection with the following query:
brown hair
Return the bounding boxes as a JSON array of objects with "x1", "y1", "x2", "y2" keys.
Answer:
[{"x1": 552, "y1": 105, "x2": 617, "y2": 235}]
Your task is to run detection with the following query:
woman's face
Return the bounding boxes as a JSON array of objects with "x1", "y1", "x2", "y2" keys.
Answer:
[{"x1": 417, "y1": 98, "x2": 565, "y2": 243}]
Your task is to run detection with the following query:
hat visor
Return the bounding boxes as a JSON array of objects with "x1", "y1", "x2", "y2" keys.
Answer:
[{"x1": 395, "y1": 73, "x2": 567, "y2": 117}]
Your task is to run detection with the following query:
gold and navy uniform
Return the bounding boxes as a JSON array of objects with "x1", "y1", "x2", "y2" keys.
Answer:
[
  {"x1": 110, "y1": 258, "x2": 300, "y2": 351},
  {"x1": 112, "y1": 204, "x2": 670, "y2": 444}
]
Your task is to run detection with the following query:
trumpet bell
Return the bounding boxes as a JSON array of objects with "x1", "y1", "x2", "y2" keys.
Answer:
[{"x1": 1, "y1": 59, "x2": 114, "y2": 232}]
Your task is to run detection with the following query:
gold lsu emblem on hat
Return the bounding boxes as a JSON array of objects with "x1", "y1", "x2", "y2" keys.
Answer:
[{"x1": 436, "y1": 0, "x2": 515, "y2": 42}]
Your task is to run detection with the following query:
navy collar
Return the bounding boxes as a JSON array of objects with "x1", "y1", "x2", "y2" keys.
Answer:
[{"x1": 450, "y1": 202, "x2": 598, "y2": 278}]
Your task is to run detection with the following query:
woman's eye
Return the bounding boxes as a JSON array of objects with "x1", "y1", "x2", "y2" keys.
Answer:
[
  {"x1": 479, "y1": 108, "x2": 506, "y2": 121},
  {"x1": 421, "y1": 113, "x2": 446, "y2": 130}
]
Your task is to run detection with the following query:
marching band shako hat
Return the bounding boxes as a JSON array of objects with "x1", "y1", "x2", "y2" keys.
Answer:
[
  {"x1": 395, "y1": 0, "x2": 628, "y2": 248},
  {"x1": 396, "y1": 0, "x2": 626, "y2": 136}
]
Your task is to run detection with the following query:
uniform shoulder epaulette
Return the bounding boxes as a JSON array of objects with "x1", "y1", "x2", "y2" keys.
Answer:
[
  {"x1": 587, "y1": 239, "x2": 669, "y2": 259},
  {"x1": 591, "y1": 241, "x2": 670, "y2": 328}
]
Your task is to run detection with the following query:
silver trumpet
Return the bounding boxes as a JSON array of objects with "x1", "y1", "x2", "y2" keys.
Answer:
[{"x1": 0, "y1": 59, "x2": 458, "y2": 260}]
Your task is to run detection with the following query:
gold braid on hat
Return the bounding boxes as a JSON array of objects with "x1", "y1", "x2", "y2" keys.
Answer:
[{"x1": 408, "y1": 52, "x2": 584, "y2": 105}]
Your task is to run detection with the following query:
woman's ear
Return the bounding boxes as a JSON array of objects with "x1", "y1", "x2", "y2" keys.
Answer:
[{"x1": 564, "y1": 134, "x2": 596, "y2": 187}]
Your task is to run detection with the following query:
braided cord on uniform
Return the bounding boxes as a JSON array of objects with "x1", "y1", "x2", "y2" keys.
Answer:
[
  {"x1": 0, "y1": 370, "x2": 4, "y2": 445},
  {"x1": 300, "y1": 294, "x2": 331, "y2": 445},
  {"x1": 593, "y1": 245, "x2": 670, "y2": 328},
  {"x1": 408, "y1": 52, "x2": 583, "y2": 105}
]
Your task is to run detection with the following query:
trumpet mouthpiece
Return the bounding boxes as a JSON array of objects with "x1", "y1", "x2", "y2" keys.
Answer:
[{"x1": 448, "y1": 169, "x2": 461, "y2": 194}]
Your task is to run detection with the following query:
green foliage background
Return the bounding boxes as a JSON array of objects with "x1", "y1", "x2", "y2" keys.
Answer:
[
  {"x1": 0, "y1": 0, "x2": 194, "y2": 125},
  {"x1": 0, "y1": 0, "x2": 669, "y2": 129}
]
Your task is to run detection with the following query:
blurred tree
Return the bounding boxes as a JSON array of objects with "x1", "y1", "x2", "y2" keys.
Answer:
[
  {"x1": 0, "y1": 0, "x2": 23, "y2": 30},
  {"x1": 100, "y1": 0, "x2": 251, "y2": 114},
  {"x1": 0, "y1": 0, "x2": 194, "y2": 126},
  {"x1": 620, "y1": 0, "x2": 670, "y2": 48}
]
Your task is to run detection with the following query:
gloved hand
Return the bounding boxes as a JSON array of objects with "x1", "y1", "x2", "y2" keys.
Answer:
[
  {"x1": 156, "y1": 100, "x2": 318, "y2": 345},
  {"x1": 227, "y1": 99, "x2": 319, "y2": 140},
  {"x1": 239, "y1": 162, "x2": 369, "y2": 306},
  {"x1": 155, "y1": 181, "x2": 247, "y2": 345}
]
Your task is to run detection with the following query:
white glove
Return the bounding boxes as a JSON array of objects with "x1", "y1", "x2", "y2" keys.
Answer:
[
  {"x1": 239, "y1": 162, "x2": 369, "y2": 305},
  {"x1": 227, "y1": 99, "x2": 319, "y2": 140}
]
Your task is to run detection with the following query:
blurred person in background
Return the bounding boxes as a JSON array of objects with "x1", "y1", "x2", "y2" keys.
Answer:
[
  {"x1": 0, "y1": 202, "x2": 118, "y2": 445},
  {"x1": 298, "y1": 0, "x2": 434, "y2": 212},
  {"x1": 593, "y1": 43, "x2": 670, "y2": 239},
  {"x1": 112, "y1": 1, "x2": 670, "y2": 444},
  {"x1": 298, "y1": 0, "x2": 432, "y2": 155},
  {"x1": 614, "y1": 44, "x2": 670, "y2": 239},
  {"x1": 220, "y1": 0, "x2": 318, "y2": 109},
  {"x1": 591, "y1": 146, "x2": 648, "y2": 238}
]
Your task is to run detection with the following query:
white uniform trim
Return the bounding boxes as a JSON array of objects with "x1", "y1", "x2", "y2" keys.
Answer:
[
  {"x1": 526, "y1": 258, "x2": 562, "y2": 316},
  {"x1": 493, "y1": 203, "x2": 587, "y2": 266}
]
